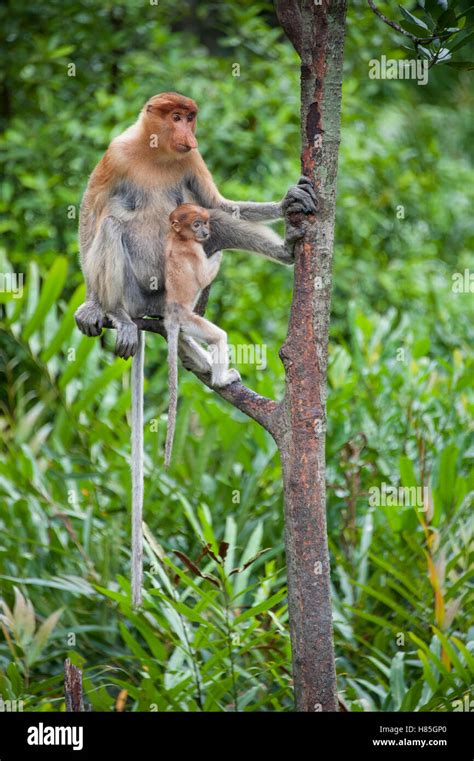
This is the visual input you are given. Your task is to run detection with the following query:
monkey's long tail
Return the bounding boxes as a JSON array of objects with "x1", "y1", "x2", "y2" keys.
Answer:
[
  {"x1": 131, "y1": 329, "x2": 144, "y2": 607},
  {"x1": 165, "y1": 319, "x2": 180, "y2": 467}
]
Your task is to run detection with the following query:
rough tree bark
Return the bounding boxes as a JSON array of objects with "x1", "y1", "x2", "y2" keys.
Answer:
[
  {"x1": 111, "y1": 0, "x2": 347, "y2": 712},
  {"x1": 64, "y1": 659, "x2": 84, "y2": 712}
]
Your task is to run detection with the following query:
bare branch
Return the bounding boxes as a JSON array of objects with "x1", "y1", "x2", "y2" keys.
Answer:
[
  {"x1": 367, "y1": 0, "x2": 446, "y2": 45},
  {"x1": 368, "y1": 0, "x2": 419, "y2": 40},
  {"x1": 102, "y1": 318, "x2": 281, "y2": 437}
]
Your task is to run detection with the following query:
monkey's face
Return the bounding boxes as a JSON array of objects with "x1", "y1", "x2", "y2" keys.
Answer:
[
  {"x1": 170, "y1": 204, "x2": 210, "y2": 241},
  {"x1": 170, "y1": 215, "x2": 210, "y2": 241},
  {"x1": 148, "y1": 110, "x2": 197, "y2": 157},
  {"x1": 167, "y1": 110, "x2": 198, "y2": 154},
  {"x1": 143, "y1": 94, "x2": 199, "y2": 157},
  {"x1": 190, "y1": 216, "x2": 210, "y2": 242}
]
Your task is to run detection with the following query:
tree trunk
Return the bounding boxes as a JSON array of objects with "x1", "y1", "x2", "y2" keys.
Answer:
[{"x1": 276, "y1": 0, "x2": 347, "y2": 712}]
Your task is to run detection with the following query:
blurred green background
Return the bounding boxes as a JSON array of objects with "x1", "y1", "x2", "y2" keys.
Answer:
[{"x1": 0, "y1": 0, "x2": 472, "y2": 711}]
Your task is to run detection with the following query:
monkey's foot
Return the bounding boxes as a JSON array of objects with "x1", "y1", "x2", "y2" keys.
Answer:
[
  {"x1": 286, "y1": 222, "x2": 306, "y2": 243},
  {"x1": 114, "y1": 322, "x2": 139, "y2": 360},
  {"x1": 180, "y1": 337, "x2": 213, "y2": 374},
  {"x1": 279, "y1": 243, "x2": 299, "y2": 265},
  {"x1": 212, "y1": 368, "x2": 241, "y2": 388},
  {"x1": 74, "y1": 301, "x2": 105, "y2": 337}
]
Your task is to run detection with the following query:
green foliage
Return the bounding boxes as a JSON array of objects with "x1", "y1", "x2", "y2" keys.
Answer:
[
  {"x1": 370, "y1": 0, "x2": 474, "y2": 69},
  {"x1": 0, "y1": 0, "x2": 472, "y2": 712}
]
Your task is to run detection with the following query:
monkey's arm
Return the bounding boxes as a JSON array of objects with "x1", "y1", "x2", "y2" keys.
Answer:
[
  {"x1": 205, "y1": 250, "x2": 223, "y2": 282},
  {"x1": 75, "y1": 214, "x2": 140, "y2": 358},
  {"x1": 219, "y1": 199, "x2": 282, "y2": 222},
  {"x1": 205, "y1": 211, "x2": 298, "y2": 265},
  {"x1": 188, "y1": 156, "x2": 316, "y2": 222},
  {"x1": 220, "y1": 177, "x2": 317, "y2": 221}
]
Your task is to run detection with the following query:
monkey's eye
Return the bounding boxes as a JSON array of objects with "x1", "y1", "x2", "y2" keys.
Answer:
[
  {"x1": 187, "y1": 114, "x2": 194, "y2": 122},
  {"x1": 172, "y1": 113, "x2": 181, "y2": 122}
]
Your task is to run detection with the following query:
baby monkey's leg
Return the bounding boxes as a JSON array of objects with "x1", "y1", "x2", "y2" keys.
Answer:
[
  {"x1": 180, "y1": 312, "x2": 240, "y2": 387},
  {"x1": 178, "y1": 335, "x2": 213, "y2": 374}
]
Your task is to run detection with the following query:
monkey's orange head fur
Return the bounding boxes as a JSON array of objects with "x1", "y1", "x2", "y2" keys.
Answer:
[
  {"x1": 142, "y1": 93, "x2": 198, "y2": 156},
  {"x1": 169, "y1": 203, "x2": 210, "y2": 241}
]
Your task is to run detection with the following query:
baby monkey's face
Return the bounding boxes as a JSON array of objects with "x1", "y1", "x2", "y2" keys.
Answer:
[
  {"x1": 189, "y1": 215, "x2": 210, "y2": 242},
  {"x1": 169, "y1": 204, "x2": 211, "y2": 242}
]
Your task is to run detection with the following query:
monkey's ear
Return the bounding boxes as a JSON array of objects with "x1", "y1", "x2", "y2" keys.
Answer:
[{"x1": 171, "y1": 220, "x2": 181, "y2": 232}]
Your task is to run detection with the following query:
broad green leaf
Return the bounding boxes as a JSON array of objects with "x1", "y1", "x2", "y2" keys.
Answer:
[
  {"x1": 399, "y1": 455, "x2": 418, "y2": 488},
  {"x1": 27, "y1": 608, "x2": 63, "y2": 665},
  {"x1": 448, "y1": 30, "x2": 474, "y2": 52},
  {"x1": 233, "y1": 522, "x2": 264, "y2": 597},
  {"x1": 352, "y1": 581, "x2": 422, "y2": 629},
  {"x1": 71, "y1": 359, "x2": 128, "y2": 413},
  {"x1": 423, "y1": 0, "x2": 448, "y2": 18},
  {"x1": 58, "y1": 336, "x2": 96, "y2": 388},
  {"x1": 432, "y1": 628, "x2": 471, "y2": 683},
  {"x1": 369, "y1": 554, "x2": 424, "y2": 599},
  {"x1": 436, "y1": 7, "x2": 459, "y2": 30},
  {"x1": 6, "y1": 662, "x2": 23, "y2": 695},
  {"x1": 446, "y1": 60, "x2": 474, "y2": 69},
  {"x1": 451, "y1": 637, "x2": 474, "y2": 675},
  {"x1": 119, "y1": 621, "x2": 150, "y2": 661},
  {"x1": 399, "y1": 6, "x2": 429, "y2": 30},
  {"x1": 40, "y1": 284, "x2": 86, "y2": 362},
  {"x1": 436, "y1": 444, "x2": 459, "y2": 511},
  {"x1": 12, "y1": 588, "x2": 35, "y2": 643},
  {"x1": 23, "y1": 257, "x2": 68, "y2": 341},
  {"x1": 234, "y1": 588, "x2": 286, "y2": 624}
]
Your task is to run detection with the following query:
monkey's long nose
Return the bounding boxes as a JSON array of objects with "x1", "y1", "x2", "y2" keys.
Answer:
[
  {"x1": 185, "y1": 133, "x2": 198, "y2": 150},
  {"x1": 177, "y1": 139, "x2": 198, "y2": 153}
]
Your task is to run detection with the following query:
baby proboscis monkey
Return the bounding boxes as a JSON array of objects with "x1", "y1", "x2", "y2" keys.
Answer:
[{"x1": 164, "y1": 203, "x2": 240, "y2": 465}]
